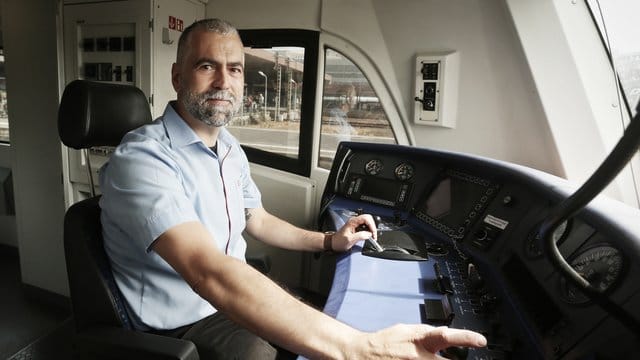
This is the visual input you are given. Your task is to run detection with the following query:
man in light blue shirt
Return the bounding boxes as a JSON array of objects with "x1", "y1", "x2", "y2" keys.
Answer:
[
  {"x1": 100, "y1": 102, "x2": 258, "y2": 331},
  {"x1": 99, "y1": 18, "x2": 486, "y2": 360}
]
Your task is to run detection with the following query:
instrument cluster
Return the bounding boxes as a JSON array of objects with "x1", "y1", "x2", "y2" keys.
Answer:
[{"x1": 364, "y1": 158, "x2": 415, "y2": 181}]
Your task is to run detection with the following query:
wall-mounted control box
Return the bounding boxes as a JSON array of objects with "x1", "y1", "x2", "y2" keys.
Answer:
[{"x1": 413, "y1": 52, "x2": 459, "y2": 128}]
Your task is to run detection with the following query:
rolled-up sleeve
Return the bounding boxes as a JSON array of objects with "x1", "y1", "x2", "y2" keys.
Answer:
[{"x1": 100, "y1": 134, "x2": 199, "y2": 251}]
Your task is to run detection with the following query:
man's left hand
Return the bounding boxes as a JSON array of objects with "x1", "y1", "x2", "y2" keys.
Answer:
[{"x1": 331, "y1": 214, "x2": 378, "y2": 252}]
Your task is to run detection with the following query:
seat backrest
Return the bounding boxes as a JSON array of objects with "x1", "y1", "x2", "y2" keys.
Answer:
[
  {"x1": 58, "y1": 80, "x2": 152, "y2": 331},
  {"x1": 58, "y1": 79, "x2": 152, "y2": 149},
  {"x1": 64, "y1": 196, "x2": 133, "y2": 330}
]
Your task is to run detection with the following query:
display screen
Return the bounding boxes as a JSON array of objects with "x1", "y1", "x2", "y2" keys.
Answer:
[
  {"x1": 343, "y1": 175, "x2": 410, "y2": 208},
  {"x1": 424, "y1": 178, "x2": 453, "y2": 219},
  {"x1": 361, "y1": 176, "x2": 402, "y2": 203},
  {"x1": 416, "y1": 170, "x2": 495, "y2": 236}
]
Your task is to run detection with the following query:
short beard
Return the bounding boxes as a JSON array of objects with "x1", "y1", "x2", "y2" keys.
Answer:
[{"x1": 182, "y1": 89, "x2": 240, "y2": 127}]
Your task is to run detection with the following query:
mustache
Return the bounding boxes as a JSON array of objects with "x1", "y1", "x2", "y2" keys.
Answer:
[{"x1": 201, "y1": 90, "x2": 236, "y2": 103}]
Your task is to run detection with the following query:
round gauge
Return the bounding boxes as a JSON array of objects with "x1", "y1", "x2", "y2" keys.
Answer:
[
  {"x1": 560, "y1": 245, "x2": 625, "y2": 305},
  {"x1": 364, "y1": 159, "x2": 384, "y2": 176},
  {"x1": 525, "y1": 219, "x2": 571, "y2": 258},
  {"x1": 394, "y1": 162, "x2": 415, "y2": 181}
]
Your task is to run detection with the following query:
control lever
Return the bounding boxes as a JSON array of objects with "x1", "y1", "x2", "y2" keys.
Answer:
[
  {"x1": 356, "y1": 215, "x2": 384, "y2": 252},
  {"x1": 467, "y1": 263, "x2": 486, "y2": 294},
  {"x1": 414, "y1": 96, "x2": 436, "y2": 112},
  {"x1": 367, "y1": 238, "x2": 384, "y2": 252}
]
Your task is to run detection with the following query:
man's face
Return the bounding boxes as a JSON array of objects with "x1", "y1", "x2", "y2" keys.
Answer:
[{"x1": 172, "y1": 30, "x2": 244, "y2": 127}]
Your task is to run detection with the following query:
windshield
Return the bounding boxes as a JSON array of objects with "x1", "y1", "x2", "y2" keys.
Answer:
[{"x1": 586, "y1": 0, "x2": 640, "y2": 116}]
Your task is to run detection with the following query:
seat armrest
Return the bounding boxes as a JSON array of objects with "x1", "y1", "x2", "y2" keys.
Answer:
[{"x1": 74, "y1": 326, "x2": 199, "y2": 360}]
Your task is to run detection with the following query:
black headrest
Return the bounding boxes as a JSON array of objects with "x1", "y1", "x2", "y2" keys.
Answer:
[{"x1": 58, "y1": 80, "x2": 152, "y2": 149}]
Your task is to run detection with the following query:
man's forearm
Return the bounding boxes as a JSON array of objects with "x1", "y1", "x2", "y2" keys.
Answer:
[
  {"x1": 192, "y1": 253, "x2": 361, "y2": 359},
  {"x1": 246, "y1": 208, "x2": 326, "y2": 251}
]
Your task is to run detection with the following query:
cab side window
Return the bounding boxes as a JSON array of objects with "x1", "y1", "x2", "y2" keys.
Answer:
[
  {"x1": 228, "y1": 46, "x2": 304, "y2": 161},
  {"x1": 229, "y1": 30, "x2": 318, "y2": 177},
  {"x1": 318, "y1": 48, "x2": 397, "y2": 169},
  {"x1": 228, "y1": 31, "x2": 399, "y2": 174}
]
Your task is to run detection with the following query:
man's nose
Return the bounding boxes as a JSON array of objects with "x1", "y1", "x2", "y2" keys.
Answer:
[{"x1": 212, "y1": 68, "x2": 230, "y2": 89}]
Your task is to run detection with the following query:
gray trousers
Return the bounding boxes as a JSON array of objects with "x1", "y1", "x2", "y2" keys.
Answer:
[{"x1": 150, "y1": 311, "x2": 295, "y2": 360}]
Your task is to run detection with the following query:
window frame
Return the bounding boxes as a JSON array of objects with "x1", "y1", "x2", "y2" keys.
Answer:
[
  {"x1": 317, "y1": 45, "x2": 400, "y2": 170},
  {"x1": 238, "y1": 29, "x2": 319, "y2": 177},
  {"x1": 0, "y1": 49, "x2": 9, "y2": 144},
  {"x1": 584, "y1": 0, "x2": 639, "y2": 117},
  {"x1": 582, "y1": 0, "x2": 640, "y2": 208}
]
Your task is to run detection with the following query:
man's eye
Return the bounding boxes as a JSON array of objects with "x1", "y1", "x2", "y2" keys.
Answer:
[
  {"x1": 200, "y1": 64, "x2": 214, "y2": 71},
  {"x1": 230, "y1": 67, "x2": 243, "y2": 74}
]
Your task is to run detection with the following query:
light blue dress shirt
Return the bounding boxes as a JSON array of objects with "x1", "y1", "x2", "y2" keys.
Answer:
[{"x1": 99, "y1": 102, "x2": 262, "y2": 330}]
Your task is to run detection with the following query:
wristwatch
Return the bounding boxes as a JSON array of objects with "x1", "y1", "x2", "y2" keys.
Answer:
[{"x1": 323, "y1": 231, "x2": 335, "y2": 251}]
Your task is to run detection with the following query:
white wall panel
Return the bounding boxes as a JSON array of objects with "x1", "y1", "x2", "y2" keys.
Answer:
[{"x1": 2, "y1": 0, "x2": 67, "y2": 295}]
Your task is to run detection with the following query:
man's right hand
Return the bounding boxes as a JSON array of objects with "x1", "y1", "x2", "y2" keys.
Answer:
[{"x1": 352, "y1": 324, "x2": 486, "y2": 359}]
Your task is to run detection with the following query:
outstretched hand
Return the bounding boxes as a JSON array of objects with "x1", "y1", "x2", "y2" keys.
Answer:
[{"x1": 357, "y1": 324, "x2": 487, "y2": 359}]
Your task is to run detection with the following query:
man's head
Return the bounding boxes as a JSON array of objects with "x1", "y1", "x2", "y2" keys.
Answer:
[{"x1": 172, "y1": 18, "x2": 244, "y2": 127}]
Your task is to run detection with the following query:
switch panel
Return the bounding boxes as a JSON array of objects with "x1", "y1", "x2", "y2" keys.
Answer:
[{"x1": 413, "y1": 52, "x2": 459, "y2": 128}]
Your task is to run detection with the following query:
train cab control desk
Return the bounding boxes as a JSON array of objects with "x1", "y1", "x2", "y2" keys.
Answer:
[
  {"x1": 320, "y1": 202, "x2": 502, "y2": 360},
  {"x1": 316, "y1": 142, "x2": 640, "y2": 360}
]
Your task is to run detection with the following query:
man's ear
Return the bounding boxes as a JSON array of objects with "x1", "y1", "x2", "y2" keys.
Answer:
[{"x1": 171, "y1": 63, "x2": 180, "y2": 92}]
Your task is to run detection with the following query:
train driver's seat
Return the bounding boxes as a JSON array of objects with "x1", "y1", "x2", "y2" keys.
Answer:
[{"x1": 57, "y1": 80, "x2": 199, "y2": 360}]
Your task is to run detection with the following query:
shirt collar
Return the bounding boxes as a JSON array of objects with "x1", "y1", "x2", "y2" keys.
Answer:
[
  {"x1": 163, "y1": 102, "x2": 201, "y2": 148},
  {"x1": 163, "y1": 101, "x2": 233, "y2": 155}
]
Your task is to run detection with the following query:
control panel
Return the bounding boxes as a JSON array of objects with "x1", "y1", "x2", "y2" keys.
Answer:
[
  {"x1": 322, "y1": 204, "x2": 529, "y2": 359},
  {"x1": 413, "y1": 52, "x2": 459, "y2": 128},
  {"x1": 79, "y1": 24, "x2": 137, "y2": 85},
  {"x1": 319, "y1": 141, "x2": 640, "y2": 359}
]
